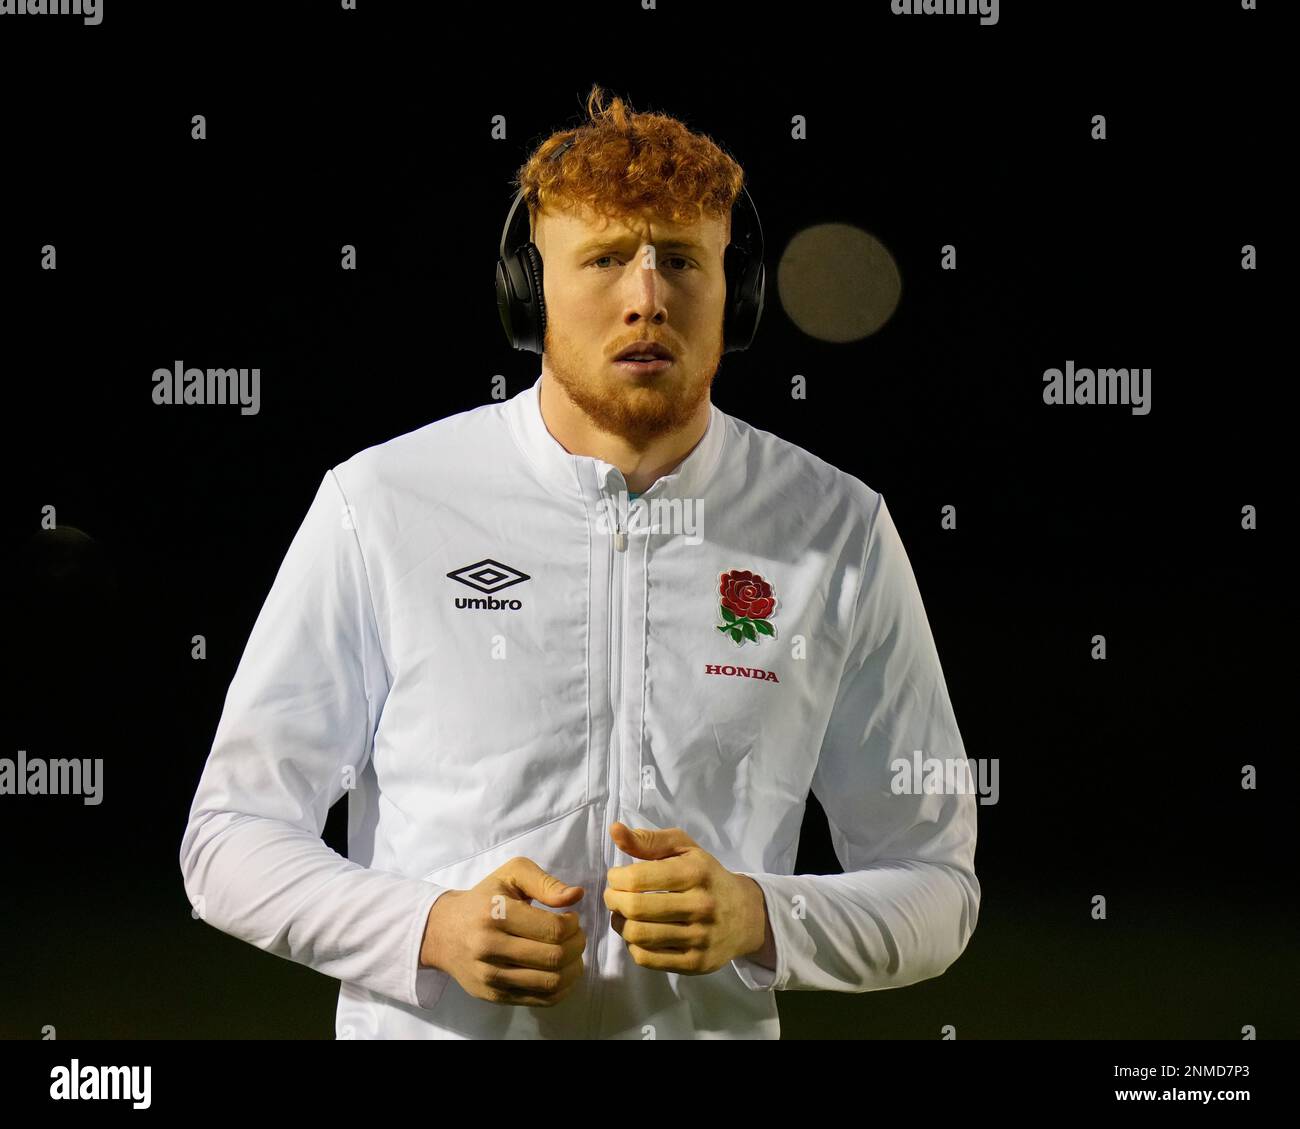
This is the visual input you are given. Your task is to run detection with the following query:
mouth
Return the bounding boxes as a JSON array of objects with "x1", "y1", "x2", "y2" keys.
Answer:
[
  {"x1": 613, "y1": 342, "x2": 675, "y2": 375},
  {"x1": 613, "y1": 356, "x2": 674, "y2": 375}
]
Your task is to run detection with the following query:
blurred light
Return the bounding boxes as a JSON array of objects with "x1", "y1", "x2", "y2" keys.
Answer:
[{"x1": 777, "y1": 223, "x2": 902, "y2": 342}]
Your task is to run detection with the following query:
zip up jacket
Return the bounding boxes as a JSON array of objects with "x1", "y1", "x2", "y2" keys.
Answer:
[{"x1": 179, "y1": 374, "x2": 981, "y2": 1039}]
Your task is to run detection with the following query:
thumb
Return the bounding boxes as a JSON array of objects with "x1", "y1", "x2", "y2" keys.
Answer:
[
  {"x1": 501, "y1": 856, "x2": 585, "y2": 907},
  {"x1": 611, "y1": 821, "x2": 688, "y2": 860}
]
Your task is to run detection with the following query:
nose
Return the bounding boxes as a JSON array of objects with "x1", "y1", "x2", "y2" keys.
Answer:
[{"x1": 624, "y1": 245, "x2": 668, "y2": 330}]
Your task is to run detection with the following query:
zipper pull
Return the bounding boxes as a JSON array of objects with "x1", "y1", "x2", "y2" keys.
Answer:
[{"x1": 613, "y1": 495, "x2": 627, "y2": 551}]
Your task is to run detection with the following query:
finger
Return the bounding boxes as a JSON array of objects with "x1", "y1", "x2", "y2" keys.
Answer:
[
  {"x1": 500, "y1": 903, "x2": 580, "y2": 944},
  {"x1": 606, "y1": 854, "x2": 700, "y2": 893},
  {"x1": 483, "y1": 923, "x2": 586, "y2": 972},
  {"x1": 479, "y1": 954, "x2": 585, "y2": 1003},
  {"x1": 499, "y1": 857, "x2": 585, "y2": 910},
  {"x1": 626, "y1": 944, "x2": 701, "y2": 973},
  {"x1": 620, "y1": 919, "x2": 703, "y2": 952},
  {"x1": 604, "y1": 887, "x2": 706, "y2": 923}
]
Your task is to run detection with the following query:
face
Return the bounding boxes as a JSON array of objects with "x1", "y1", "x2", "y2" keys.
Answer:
[{"x1": 534, "y1": 202, "x2": 730, "y2": 446}]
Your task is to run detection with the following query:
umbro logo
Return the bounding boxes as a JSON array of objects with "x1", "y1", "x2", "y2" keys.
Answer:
[{"x1": 446, "y1": 558, "x2": 530, "y2": 611}]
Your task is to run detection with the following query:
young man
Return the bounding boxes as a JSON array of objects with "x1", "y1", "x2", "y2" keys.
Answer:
[{"x1": 179, "y1": 86, "x2": 980, "y2": 1039}]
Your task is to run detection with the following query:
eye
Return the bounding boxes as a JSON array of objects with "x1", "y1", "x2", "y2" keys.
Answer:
[{"x1": 588, "y1": 255, "x2": 695, "y2": 271}]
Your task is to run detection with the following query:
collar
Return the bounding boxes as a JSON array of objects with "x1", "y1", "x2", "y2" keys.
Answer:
[{"x1": 505, "y1": 372, "x2": 727, "y2": 502}]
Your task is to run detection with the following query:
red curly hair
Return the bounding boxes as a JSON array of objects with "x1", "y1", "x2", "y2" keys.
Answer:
[{"x1": 515, "y1": 84, "x2": 746, "y2": 246}]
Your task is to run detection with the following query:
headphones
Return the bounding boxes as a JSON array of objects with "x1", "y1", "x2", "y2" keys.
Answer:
[{"x1": 495, "y1": 136, "x2": 766, "y2": 354}]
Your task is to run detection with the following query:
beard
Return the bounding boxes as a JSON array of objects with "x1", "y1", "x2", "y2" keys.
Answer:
[{"x1": 542, "y1": 318, "x2": 724, "y2": 448}]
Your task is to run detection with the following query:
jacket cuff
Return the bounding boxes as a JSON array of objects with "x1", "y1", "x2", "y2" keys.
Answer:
[
  {"x1": 729, "y1": 871, "x2": 786, "y2": 991},
  {"x1": 410, "y1": 884, "x2": 453, "y2": 1010},
  {"x1": 730, "y1": 954, "x2": 779, "y2": 991}
]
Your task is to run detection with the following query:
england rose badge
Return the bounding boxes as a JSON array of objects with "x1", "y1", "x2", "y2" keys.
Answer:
[{"x1": 716, "y1": 568, "x2": 777, "y2": 646}]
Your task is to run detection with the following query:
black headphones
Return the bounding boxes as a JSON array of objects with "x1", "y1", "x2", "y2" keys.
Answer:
[{"x1": 495, "y1": 136, "x2": 765, "y2": 354}]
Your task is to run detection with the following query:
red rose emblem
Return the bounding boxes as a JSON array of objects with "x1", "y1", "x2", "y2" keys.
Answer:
[
  {"x1": 716, "y1": 569, "x2": 778, "y2": 646},
  {"x1": 720, "y1": 569, "x2": 776, "y2": 620}
]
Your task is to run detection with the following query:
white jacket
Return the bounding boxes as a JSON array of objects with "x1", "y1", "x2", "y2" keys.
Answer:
[{"x1": 179, "y1": 373, "x2": 980, "y2": 1039}]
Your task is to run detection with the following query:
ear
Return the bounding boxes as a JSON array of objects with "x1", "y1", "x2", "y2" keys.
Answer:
[{"x1": 531, "y1": 209, "x2": 550, "y2": 260}]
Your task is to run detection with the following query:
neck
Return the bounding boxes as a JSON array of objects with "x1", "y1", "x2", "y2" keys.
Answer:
[{"x1": 538, "y1": 370, "x2": 711, "y2": 494}]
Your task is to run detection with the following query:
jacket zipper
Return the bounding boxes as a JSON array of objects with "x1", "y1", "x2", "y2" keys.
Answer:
[{"x1": 589, "y1": 484, "x2": 627, "y2": 1036}]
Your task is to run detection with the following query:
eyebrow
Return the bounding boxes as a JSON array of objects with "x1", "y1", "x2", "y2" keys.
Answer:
[{"x1": 572, "y1": 237, "x2": 706, "y2": 256}]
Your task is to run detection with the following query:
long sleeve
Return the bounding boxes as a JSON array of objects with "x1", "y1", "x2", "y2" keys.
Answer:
[
  {"x1": 730, "y1": 491, "x2": 980, "y2": 992},
  {"x1": 179, "y1": 469, "x2": 454, "y2": 1011}
]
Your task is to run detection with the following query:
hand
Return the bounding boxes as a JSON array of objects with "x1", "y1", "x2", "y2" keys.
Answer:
[
  {"x1": 419, "y1": 856, "x2": 587, "y2": 1007},
  {"x1": 603, "y1": 822, "x2": 767, "y2": 975}
]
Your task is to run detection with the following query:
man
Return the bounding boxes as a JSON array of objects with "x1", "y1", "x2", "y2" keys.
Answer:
[{"x1": 179, "y1": 87, "x2": 980, "y2": 1039}]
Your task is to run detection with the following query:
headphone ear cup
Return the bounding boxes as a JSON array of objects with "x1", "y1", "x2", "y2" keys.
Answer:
[
  {"x1": 495, "y1": 257, "x2": 520, "y2": 349},
  {"x1": 723, "y1": 244, "x2": 765, "y2": 354},
  {"x1": 746, "y1": 259, "x2": 766, "y2": 345},
  {"x1": 519, "y1": 243, "x2": 547, "y2": 354},
  {"x1": 495, "y1": 245, "x2": 546, "y2": 353}
]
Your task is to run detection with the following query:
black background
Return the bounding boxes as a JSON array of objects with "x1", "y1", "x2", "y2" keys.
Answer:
[{"x1": 1, "y1": 1, "x2": 1294, "y2": 1041}]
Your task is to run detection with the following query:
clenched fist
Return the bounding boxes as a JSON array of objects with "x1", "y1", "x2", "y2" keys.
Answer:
[{"x1": 418, "y1": 856, "x2": 587, "y2": 1007}]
